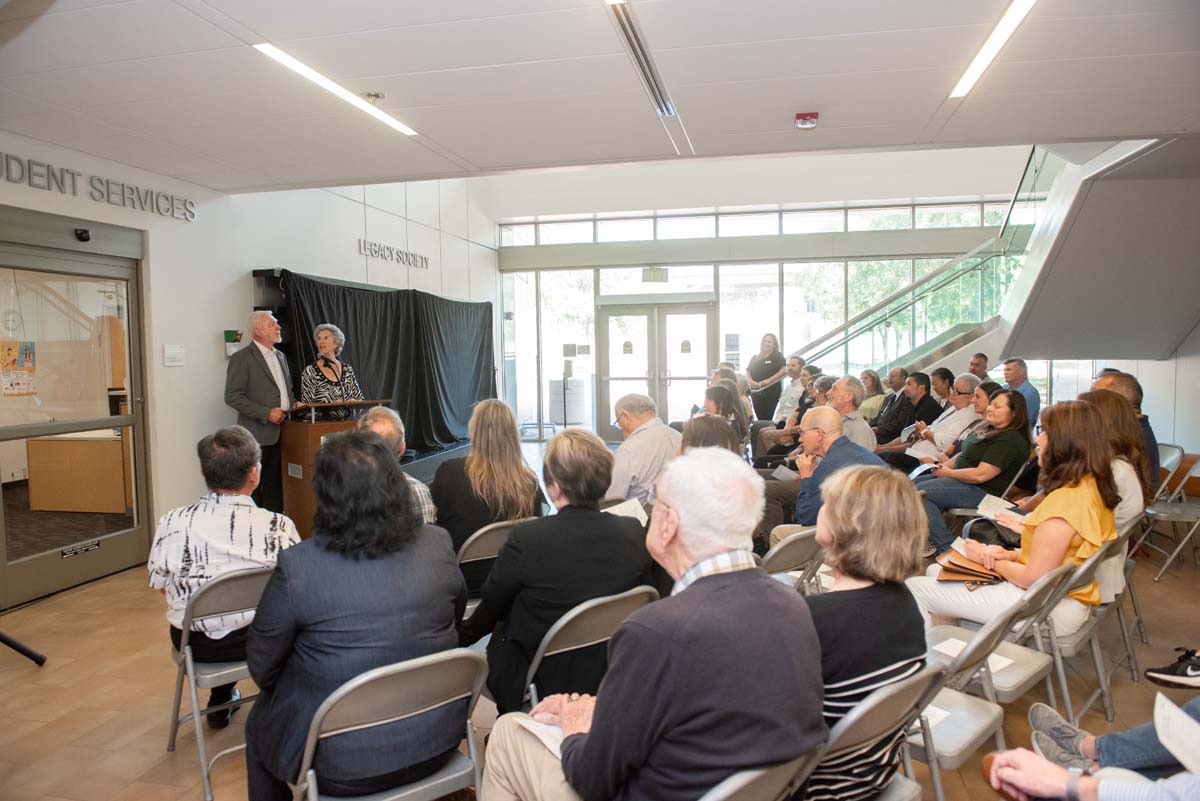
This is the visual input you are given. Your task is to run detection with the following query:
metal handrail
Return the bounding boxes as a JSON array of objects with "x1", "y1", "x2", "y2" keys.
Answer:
[
  {"x1": 997, "y1": 146, "x2": 1038, "y2": 246},
  {"x1": 793, "y1": 237, "x2": 999, "y2": 359}
]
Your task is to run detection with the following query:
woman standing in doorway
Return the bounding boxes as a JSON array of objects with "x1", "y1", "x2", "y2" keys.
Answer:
[{"x1": 746, "y1": 333, "x2": 786, "y2": 421}]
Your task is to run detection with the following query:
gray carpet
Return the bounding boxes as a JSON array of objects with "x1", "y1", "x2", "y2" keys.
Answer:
[{"x1": 4, "y1": 481, "x2": 134, "y2": 562}]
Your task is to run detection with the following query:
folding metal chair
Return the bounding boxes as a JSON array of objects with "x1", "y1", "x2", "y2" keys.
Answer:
[
  {"x1": 524, "y1": 585, "x2": 659, "y2": 707},
  {"x1": 165, "y1": 566, "x2": 274, "y2": 801},
  {"x1": 291, "y1": 648, "x2": 488, "y2": 801},
  {"x1": 1138, "y1": 459, "x2": 1200, "y2": 581},
  {"x1": 763, "y1": 527, "x2": 824, "y2": 594},
  {"x1": 1097, "y1": 516, "x2": 1146, "y2": 681},
  {"x1": 457, "y1": 517, "x2": 534, "y2": 616},
  {"x1": 696, "y1": 750, "x2": 824, "y2": 801}
]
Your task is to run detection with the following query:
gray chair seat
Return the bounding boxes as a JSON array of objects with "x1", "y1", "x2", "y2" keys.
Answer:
[
  {"x1": 906, "y1": 687, "x2": 1003, "y2": 771},
  {"x1": 926, "y1": 625, "x2": 1052, "y2": 703},
  {"x1": 187, "y1": 659, "x2": 252, "y2": 689},
  {"x1": 1049, "y1": 611, "x2": 1102, "y2": 657},
  {"x1": 1145, "y1": 500, "x2": 1200, "y2": 521},
  {"x1": 315, "y1": 751, "x2": 475, "y2": 801},
  {"x1": 876, "y1": 774, "x2": 922, "y2": 801}
]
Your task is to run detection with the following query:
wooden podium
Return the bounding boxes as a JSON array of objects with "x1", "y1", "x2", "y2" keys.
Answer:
[{"x1": 280, "y1": 399, "x2": 390, "y2": 539}]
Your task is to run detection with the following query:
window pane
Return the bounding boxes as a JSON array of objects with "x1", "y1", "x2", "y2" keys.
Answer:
[
  {"x1": 914, "y1": 257, "x2": 953, "y2": 279},
  {"x1": 539, "y1": 270, "x2": 596, "y2": 432},
  {"x1": 501, "y1": 272, "x2": 541, "y2": 437},
  {"x1": 983, "y1": 203, "x2": 1010, "y2": 226},
  {"x1": 596, "y1": 218, "x2": 653, "y2": 243},
  {"x1": 538, "y1": 221, "x2": 593, "y2": 245},
  {"x1": 718, "y1": 213, "x2": 778, "y2": 237},
  {"x1": 782, "y1": 210, "x2": 845, "y2": 234},
  {"x1": 656, "y1": 215, "x2": 716, "y2": 240},
  {"x1": 847, "y1": 207, "x2": 912, "y2": 231},
  {"x1": 500, "y1": 224, "x2": 535, "y2": 247},
  {"x1": 598, "y1": 265, "x2": 714, "y2": 296},
  {"x1": 915, "y1": 204, "x2": 982, "y2": 228},
  {"x1": 1050, "y1": 360, "x2": 1094, "y2": 405},
  {"x1": 847, "y1": 260, "x2": 912, "y2": 317},
  {"x1": 783, "y1": 262, "x2": 844, "y2": 353},
  {"x1": 718, "y1": 264, "x2": 779, "y2": 373},
  {"x1": 1026, "y1": 359, "x2": 1050, "y2": 404}
]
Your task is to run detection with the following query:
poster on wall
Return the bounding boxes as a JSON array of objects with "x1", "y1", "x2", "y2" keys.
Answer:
[{"x1": 1, "y1": 340, "x2": 36, "y2": 396}]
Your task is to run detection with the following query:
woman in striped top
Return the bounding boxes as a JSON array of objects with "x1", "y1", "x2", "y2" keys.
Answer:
[{"x1": 801, "y1": 464, "x2": 928, "y2": 801}]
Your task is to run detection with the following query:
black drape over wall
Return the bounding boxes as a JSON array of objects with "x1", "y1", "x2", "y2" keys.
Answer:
[{"x1": 281, "y1": 270, "x2": 495, "y2": 451}]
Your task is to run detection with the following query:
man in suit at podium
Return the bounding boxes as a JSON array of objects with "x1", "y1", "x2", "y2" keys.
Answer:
[{"x1": 224, "y1": 311, "x2": 293, "y2": 512}]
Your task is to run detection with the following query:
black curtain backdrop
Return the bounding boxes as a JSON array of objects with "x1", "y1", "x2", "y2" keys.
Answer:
[{"x1": 281, "y1": 270, "x2": 495, "y2": 452}]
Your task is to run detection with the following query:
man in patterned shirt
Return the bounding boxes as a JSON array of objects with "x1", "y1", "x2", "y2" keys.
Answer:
[
  {"x1": 148, "y1": 425, "x2": 299, "y2": 728},
  {"x1": 356, "y1": 405, "x2": 437, "y2": 524}
]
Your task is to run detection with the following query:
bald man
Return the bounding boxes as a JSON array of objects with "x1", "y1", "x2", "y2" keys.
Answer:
[{"x1": 1091, "y1": 371, "x2": 1159, "y2": 487}]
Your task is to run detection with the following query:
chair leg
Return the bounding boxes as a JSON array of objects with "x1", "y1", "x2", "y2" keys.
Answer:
[
  {"x1": 1114, "y1": 604, "x2": 1139, "y2": 683},
  {"x1": 901, "y1": 743, "x2": 915, "y2": 779},
  {"x1": 184, "y1": 652, "x2": 214, "y2": 801},
  {"x1": 1087, "y1": 635, "x2": 1115, "y2": 724},
  {"x1": 166, "y1": 661, "x2": 185, "y2": 752},
  {"x1": 1152, "y1": 521, "x2": 1199, "y2": 582},
  {"x1": 1047, "y1": 625, "x2": 1074, "y2": 724},
  {"x1": 920, "y1": 716, "x2": 945, "y2": 801},
  {"x1": 1032, "y1": 626, "x2": 1058, "y2": 710},
  {"x1": 1124, "y1": 565, "x2": 1149, "y2": 645}
]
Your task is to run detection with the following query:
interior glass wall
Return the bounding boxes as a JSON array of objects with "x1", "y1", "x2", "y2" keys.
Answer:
[
  {"x1": 718, "y1": 264, "x2": 780, "y2": 370},
  {"x1": 538, "y1": 270, "x2": 595, "y2": 434}
]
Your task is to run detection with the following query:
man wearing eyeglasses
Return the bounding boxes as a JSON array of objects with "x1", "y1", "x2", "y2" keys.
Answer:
[{"x1": 605, "y1": 394, "x2": 681, "y2": 504}]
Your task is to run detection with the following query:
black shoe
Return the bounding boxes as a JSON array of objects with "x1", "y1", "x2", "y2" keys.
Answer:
[
  {"x1": 207, "y1": 688, "x2": 241, "y2": 729},
  {"x1": 1144, "y1": 647, "x2": 1200, "y2": 689}
]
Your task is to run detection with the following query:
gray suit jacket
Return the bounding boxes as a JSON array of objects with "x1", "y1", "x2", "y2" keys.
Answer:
[{"x1": 224, "y1": 342, "x2": 293, "y2": 446}]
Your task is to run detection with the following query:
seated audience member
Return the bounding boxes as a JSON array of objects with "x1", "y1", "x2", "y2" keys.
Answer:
[
  {"x1": 754, "y1": 355, "x2": 806, "y2": 457},
  {"x1": 481, "y1": 447, "x2": 827, "y2": 801},
  {"x1": 1027, "y1": 697, "x2": 1200, "y2": 779},
  {"x1": 1091, "y1": 370, "x2": 1159, "y2": 487},
  {"x1": 1002, "y1": 357, "x2": 1041, "y2": 424},
  {"x1": 711, "y1": 365, "x2": 739, "y2": 386},
  {"x1": 462, "y1": 429, "x2": 654, "y2": 713},
  {"x1": 148, "y1": 425, "x2": 300, "y2": 728},
  {"x1": 705, "y1": 382, "x2": 749, "y2": 445},
  {"x1": 356, "y1": 405, "x2": 436, "y2": 523},
  {"x1": 736, "y1": 374, "x2": 756, "y2": 422},
  {"x1": 908, "y1": 401, "x2": 1118, "y2": 636},
  {"x1": 969, "y1": 352, "x2": 990, "y2": 381},
  {"x1": 871, "y1": 367, "x2": 915, "y2": 443},
  {"x1": 879, "y1": 373, "x2": 981, "y2": 473},
  {"x1": 797, "y1": 364, "x2": 822, "y2": 414},
  {"x1": 902, "y1": 371, "x2": 945, "y2": 429},
  {"x1": 809, "y1": 374, "x2": 836, "y2": 409},
  {"x1": 913, "y1": 387, "x2": 1032, "y2": 556},
  {"x1": 244, "y1": 431, "x2": 466, "y2": 801},
  {"x1": 988, "y1": 749, "x2": 1196, "y2": 801},
  {"x1": 858, "y1": 368, "x2": 887, "y2": 421},
  {"x1": 753, "y1": 364, "x2": 824, "y2": 464},
  {"x1": 606, "y1": 394, "x2": 681, "y2": 503},
  {"x1": 431, "y1": 399, "x2": 546, "y2": 596},
  {"x1": 827, "y1": 375, "x2": 877, "y2": 451},
  {"x1": 918, "y1": 380, "x2": 1000, "y2": 465},
  {"x1": 803, "y1": 465, "x2": 927, "y2": 801},
  {"x1": 930, "y1": 367, "x2": 955, "y2": 408},
  {"x1": 682, "y1": 414, "x2": 743, "y2": 455},
  {"x1": 757, "y1": 406, "x2": 884, "y2": 545}
]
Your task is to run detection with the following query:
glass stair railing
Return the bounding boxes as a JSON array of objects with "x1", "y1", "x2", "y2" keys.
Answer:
[{"x1": 793, "y1": 146, "x2": 1066, "y2": 375}]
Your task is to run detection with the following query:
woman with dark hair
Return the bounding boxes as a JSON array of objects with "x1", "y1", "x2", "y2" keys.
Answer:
[
  {"x1": 930, "y1": 367, "x2": 955, "y2": 407},
  {"x1": 918, "y1": 380, "x2": 1001, "y2": 466},
  {"x1": 705, "y1": 382, "x2": 749, "y2": 444},
  {"x1": 914, "y1": 387, "x2": 1032, "y2": 556},
  {"x1": 908, "y1": 401, "x2": 1119, "y2": 636},
  {"x1": 681, "y1": 414, "x2": 743, "y2": 455},
  {"x1": 460, "y1": 429, "x2": 653, "y2": 712},
  {"x1": 746, "y1": 333, "x2": 786, "y2": 421},
  {"x1": 244, "y1": 430, "x2": 467, "y2": 801}
]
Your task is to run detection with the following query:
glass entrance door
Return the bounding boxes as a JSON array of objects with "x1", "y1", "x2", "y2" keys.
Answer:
[
  {"x1": 0, "y1": 246, "x2": 148, "y2": 609},
  {"x1": 596, "y1": 302, "x2": 716, "y2": 441}
]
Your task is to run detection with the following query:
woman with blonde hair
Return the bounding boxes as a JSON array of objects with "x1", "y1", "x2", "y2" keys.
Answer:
[
  {"x1": 858, "y1": 368, "x2": 887, "y2": 421},
  {"x1": 803, "y1": 464, "x2": 927, "y2": 801},
  {"x1": 431, "y1": 399, "x2": 546, "y2": 595}
]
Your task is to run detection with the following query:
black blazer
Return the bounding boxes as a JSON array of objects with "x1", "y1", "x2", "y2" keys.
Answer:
[
  {"x1": 430, "y1": 457, "x2": 547, "y2": 596},
  {"x1": 245, "y1": 526, "x2": 467, "y2": 786},
  {"x1": 460, "y1": 506, "x2": 654, "y2": 713},
  {"x1": 873, "y1": 392, "x2": 914, "y2": 443}
]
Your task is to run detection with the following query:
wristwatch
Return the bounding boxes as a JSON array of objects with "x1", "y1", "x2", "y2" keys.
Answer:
[{"x1": 1065, "y1": 766, "x2": 1085, "y2": 801}]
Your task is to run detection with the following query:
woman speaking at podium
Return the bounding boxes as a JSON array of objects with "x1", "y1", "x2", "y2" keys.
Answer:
[{"x1": 299, "y1": 323, "x2": 364, "y2": 419}]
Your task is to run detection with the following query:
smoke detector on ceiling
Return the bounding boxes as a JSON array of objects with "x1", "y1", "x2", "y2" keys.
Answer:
[
  {"x1": 360, "y1": 92, "x2": 386, "y2": 105},
  {"x1": 794, "y1": 112, "x2": 819, "y2": 130}
]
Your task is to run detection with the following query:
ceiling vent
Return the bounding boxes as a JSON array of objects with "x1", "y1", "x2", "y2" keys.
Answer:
[{"x1": 608, "y1": 2, "x2": 676, "y2": 117}]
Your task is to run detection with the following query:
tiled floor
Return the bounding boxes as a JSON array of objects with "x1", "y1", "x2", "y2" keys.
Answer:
[{"x1": 0, "y1": 543, "x2": 1196, "y2": 801}]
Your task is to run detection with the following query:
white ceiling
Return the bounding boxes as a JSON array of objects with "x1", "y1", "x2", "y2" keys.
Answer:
[{"x1": 0, "y1": 0, "x2": 1197, "y2": 192}]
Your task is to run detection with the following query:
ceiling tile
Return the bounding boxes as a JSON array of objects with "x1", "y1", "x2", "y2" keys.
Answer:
[
  {"x1": 999, "y1": 10, "x2": 1200, "y2": 62},
  {"x1": 0, "y1": 0, "x2": 138, "y2": 24},
  {"x1": 686, "y1": 124, "x2": 919, "y2": 158},
  {"x1": 973, "y1": 52, "x2": 1200, "y2": 97}
]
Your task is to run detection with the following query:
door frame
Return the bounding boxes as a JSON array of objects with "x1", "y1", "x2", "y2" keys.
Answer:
[{"x1": 595, "y1": 298, "x2": 718, "y2": 442}]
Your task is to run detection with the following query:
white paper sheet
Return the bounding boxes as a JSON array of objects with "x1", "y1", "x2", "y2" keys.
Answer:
[
  {"x1": 1154, "y1": 692, "x2": 1200, "y2": 774},
  {"x1": 909, "y1": 704, "x2": 951, "y2": 733},
  {"x1": 515, "y1": 718, "x2": 565, "y2": 759},
  {"x1": 603, "y1": 499, "x2": 648, "y2": 525},
  {"x1": 976, "y1": 494, "x2": 1025, "y2": 521},
  {"x1": 931, "y1": 637, "x2": 1014, "y2": 673},
  {"x1": 771, "y1": 465, "x2": 801, "y2": 482}
]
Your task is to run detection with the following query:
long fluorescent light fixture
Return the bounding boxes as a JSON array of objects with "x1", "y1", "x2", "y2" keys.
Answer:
[
  {"x1": 949, "y1": 0, "x2": 1038, "y2": 99},
  {"x1": 253, "y1": 43, "x2": 419, "y2": 136}
]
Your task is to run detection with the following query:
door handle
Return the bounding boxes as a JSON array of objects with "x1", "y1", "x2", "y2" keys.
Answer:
[{"x1": 663, "y1": 369, "x2": 672, "y2": 387}]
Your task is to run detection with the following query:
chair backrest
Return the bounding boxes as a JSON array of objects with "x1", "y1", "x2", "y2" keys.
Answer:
[
  {"x1": 1023, "y1": 539, "x2": 1117, "y2": 633},
  {"x1": 1000, "y1": 452, "x2": 1038, "y2": 500},
  {"x1": 824, "y1": 663, "x2": 947, "y2": 758},
  {"x1": 762, "y1": 528, "x2": 822, "y2": 577},
  {"x1": 1164, "y1": 457, "x2": 1200, "y2": 503},
  {"x1": 457, "y1": 518, "x2": 534, "y2": 566},
  {"x1": 1155, "y1": 443, "x2": 1185, "y2": 500},
  {"x1": 696, "y1": 749, "x2": 826, "y2": 801},
  {"x1": 295, "y1": 648, "x2": 487, "y2": 789},
  {"x1": 177, "y1": 566, "x2": 274, "y2": 654},
  {"x1": 524, "y1": 586, "x2": 659, "y2": 693}
]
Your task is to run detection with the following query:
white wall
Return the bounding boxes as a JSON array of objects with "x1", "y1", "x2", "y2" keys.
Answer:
[{"x1": 0, "y1": 130, "x2": 499, "y2": 518}]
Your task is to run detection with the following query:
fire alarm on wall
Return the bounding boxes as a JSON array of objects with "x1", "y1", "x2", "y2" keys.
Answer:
[{"x1": 794, "y1": 112, "x2": 819, "y2": 130}]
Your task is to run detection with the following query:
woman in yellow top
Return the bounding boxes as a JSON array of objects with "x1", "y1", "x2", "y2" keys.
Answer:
[{"x1": 906, "y1": 400, "x2": 1119, "y2": 636}]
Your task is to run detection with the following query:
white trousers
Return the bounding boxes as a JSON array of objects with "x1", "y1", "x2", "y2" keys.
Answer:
[{"x1": 906, "y1": 564, "x2": 1091, "y2": 636}]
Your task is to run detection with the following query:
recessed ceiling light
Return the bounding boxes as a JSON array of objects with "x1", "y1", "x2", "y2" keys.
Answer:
[
  {"x1": 949, "y1": 0, "x2": 1038, "y2": 99},
  {"x1": 605, "y1": 0, "x2": 628, "y2": 5},
  {"x1": 253, "y1": 43, "x2": 419, "y2": 136}
]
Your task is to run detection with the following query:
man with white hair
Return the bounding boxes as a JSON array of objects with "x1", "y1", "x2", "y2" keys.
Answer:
[
  {"x1": 827, "y1": 375, "x2": 876, "y2": 451},
  {"x1": 606, "y1": 393, "x2": 682, "y2": 503},
  {"x1": 482, "y1": 447, "x2": 827, "y2": 801},
  {"x1": 224, "y1": 310, "x2": 293, "y2": 512},
  {"x1": 356, "y1": 405, "x2": 436, "y2": 523}
]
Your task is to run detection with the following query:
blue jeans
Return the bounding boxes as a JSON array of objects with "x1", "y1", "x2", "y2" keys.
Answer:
[
  {"x1": 914, "y1": 476, "x2": 988, "y2": 554},
  {"x1": 1097, "y1": 696, "x2": 1200, "y2": 778}
]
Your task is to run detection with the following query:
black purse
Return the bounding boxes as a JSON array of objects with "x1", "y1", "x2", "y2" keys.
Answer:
[{"x1": 962, "y1": 516, "x2": 1022, "y2": 549}]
